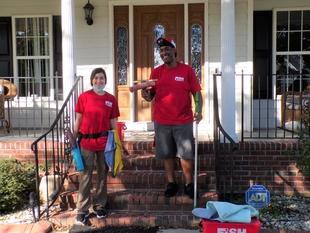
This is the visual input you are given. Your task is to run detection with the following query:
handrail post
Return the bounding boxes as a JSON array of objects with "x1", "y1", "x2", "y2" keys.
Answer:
[{"x1": 213, "y1": 73, "x2": 238, "y2": 202}]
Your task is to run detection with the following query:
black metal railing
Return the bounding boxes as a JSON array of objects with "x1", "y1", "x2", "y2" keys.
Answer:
[
  {"x1": 240, "y1": 71, "x2": 310, "y2": 140},
  {"x1": 2, "y1": 72, "x2": 310, "y2": 140},
  {"x1": 0, "y1": 75, "x2": 65, "y2": 138},
  {"x1": 213, "y1": 73, "x2": 238, "y2": 202},
  {"x1": 30, "y1": 76, "x2": 83, "y2": 222},
  {"x1": 213, "y1": 70, "x2": 310, "y2": 199}
]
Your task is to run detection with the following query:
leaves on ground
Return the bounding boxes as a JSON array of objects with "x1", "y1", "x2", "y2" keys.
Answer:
[{"x1": 69, "y1": 225, "x2": 159, "y2": 233}]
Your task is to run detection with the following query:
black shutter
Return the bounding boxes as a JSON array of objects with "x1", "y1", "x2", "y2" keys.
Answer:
[
  {"x1": 53, "y1": 16, "x2": 62, "y2": 76},
  {"x1": 253, "y1": 11, "x2": 272, "y2": 99},
  {"x1": 0, "y1": 17, "x2": 12, "y2": 77}
]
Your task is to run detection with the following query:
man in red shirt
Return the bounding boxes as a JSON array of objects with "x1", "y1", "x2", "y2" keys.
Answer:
[{"x1": 141, "y1": 38, "x2": 203, "y2": 199}]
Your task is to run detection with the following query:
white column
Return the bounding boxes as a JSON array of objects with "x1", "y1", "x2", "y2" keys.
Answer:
[
  {"x1": 61, "y1": 0, "x2": 76, "y2": 99},
  {"x1": 221, "y1": 0, "x2": 238, "y2": 142}
]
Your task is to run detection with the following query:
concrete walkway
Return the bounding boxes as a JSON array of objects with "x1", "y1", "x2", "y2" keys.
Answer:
[
  {"x1": 0, "y1": 222, "x2": 200, "y2": 233},
  {"x1": 0, "y1": 221, "x2": 52, "y2": 233},
  {"x1": 0, "y1": 221, "x2": 308, "y2": 233},
  {"x1": 158, "y1": 230, "x2": 199, "y2": 233}
]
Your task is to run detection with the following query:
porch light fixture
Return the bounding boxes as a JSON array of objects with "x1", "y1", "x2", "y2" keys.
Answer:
[{"x1": 83, "y1": 0, "x2": 94, "y2": 25}]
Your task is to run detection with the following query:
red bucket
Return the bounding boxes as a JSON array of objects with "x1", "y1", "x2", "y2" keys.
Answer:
[
  {"x1": 117, "y1": 122, "x2": 127, "y2": 142},
  {"x1": 202, "y1": 217, "x2": 261, "y2": 233}
]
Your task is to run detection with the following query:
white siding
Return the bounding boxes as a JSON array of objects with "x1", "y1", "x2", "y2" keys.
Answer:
[
  {"x1": 0, "y1": 0, "x2": 61, "y2": 15},
  {"x1": 254, "y1": 0, "x2": 310, "y2": 11}
]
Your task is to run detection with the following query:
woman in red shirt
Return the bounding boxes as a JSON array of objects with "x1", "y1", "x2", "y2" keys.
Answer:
[{"x1": 73, "y1": 67, "x2": 120, "y2": 223}]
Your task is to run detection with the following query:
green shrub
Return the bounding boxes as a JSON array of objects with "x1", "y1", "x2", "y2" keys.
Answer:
[
  {"x1": 293, "y1": 107, "x2": 310, "y2": 178},
  {"x1": 0, "y1": 159, "x2": 36, "y2": 212}
]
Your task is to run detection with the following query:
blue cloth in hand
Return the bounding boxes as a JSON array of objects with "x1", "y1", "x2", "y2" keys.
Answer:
[{"x1": 72, "y1": 141, "x2": 84, "y2": 171}]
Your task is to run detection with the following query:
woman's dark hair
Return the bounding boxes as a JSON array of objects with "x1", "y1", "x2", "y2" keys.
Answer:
[{"x1": 90, "y1": 68, "x2": 107, "y2": 86}]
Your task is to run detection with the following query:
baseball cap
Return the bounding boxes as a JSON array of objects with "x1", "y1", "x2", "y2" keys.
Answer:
[{"x1": 156, "y1": 37, "x2": 176, "y2": 48}]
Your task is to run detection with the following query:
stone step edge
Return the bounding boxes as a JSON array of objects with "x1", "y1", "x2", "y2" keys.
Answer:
[
  {"x1": 48, "y1": 209, "x2": 203, "y2": 229},
  {"x1": 59, "y1": 189, "x2": 218, "y2": 205},
  {"x1": 67, "y1": 170, "x2": 215, "y2": 183},
  {"x1": 64, "y1": 171, "x2": 215, "y2": 190}
]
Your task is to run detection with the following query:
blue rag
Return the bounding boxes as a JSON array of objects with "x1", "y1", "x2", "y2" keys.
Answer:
[
  {"x1": 192, "y1": 201, "x2": 259, "y2": 223},
  {"x1": 104, "y1": 130, "x2": 116, "y2": 169},
  {"x1": 72, "y1": 141, "x2": 84, "y2": 171}
]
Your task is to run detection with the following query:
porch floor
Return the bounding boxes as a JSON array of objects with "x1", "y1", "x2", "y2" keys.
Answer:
[{"x1": 0, "y1": 128, "x2": 300, "y2": 142}]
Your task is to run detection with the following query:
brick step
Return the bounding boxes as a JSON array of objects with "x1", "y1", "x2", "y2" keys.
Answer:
[
  {"x1": 121, "y1": 141, "x2": 214, "y2": 156},
  {"x1": 66, "y1": 150, "x2": 215, "y2": 178},
  {"x1": 68, "y1": 154, "x2": 215, "y2": 173},
  {"x1": 57, "y1": 141, "x2": 213, "y2": 170},
  {"x1": 52, "y1": 190, "x2": 217, "y2": 229},
  {"x1": 64, "y1": 170, "x2": 216, "y2": 192},
  {"x1": 59, "y1": 189, "x2": 217, "y2": 209},
  {"x1": 121, "y1": 154, "x2": 215, "y2": 171},
  {"x1": 52, "y1": 146, "x2": 218, "y2": 229},
  {"x1": 51, "y1": 143, "x2": 215, "y2": 174},
  {"x1": 48, "y1": 209, "x2": 203, "y2": 229}
]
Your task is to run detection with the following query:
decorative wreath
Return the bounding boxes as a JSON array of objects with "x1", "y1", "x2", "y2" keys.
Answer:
[{"x1": 0, "y1": 80, "x2": 17, "y2": 99}]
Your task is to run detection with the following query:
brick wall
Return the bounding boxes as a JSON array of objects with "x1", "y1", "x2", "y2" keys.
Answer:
[
  {"x1": 0, "y1": 140, "x2": 35, "y2": 163},
  {"x1": 235, "y1": 141, "x2": 309, "y2": 196},
  {"x1": 0, "y1": 140, "x2": 76, "y2": 173},
  {"x1": 0, "y1": 140, "x2": 309, "y2": 197}
]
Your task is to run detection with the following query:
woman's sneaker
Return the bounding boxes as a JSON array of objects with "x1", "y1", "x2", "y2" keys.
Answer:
[
  {"x1": 93, "y1": 209, "x2": 107, "y2": 218},
  {"x1": 75, "y1": 213, "x2": 89, "y2": 224}
]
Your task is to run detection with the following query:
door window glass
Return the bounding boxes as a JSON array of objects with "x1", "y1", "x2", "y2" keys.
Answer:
[
  {"x1": 191, "y1": 24, "x2": 202, "y2": 84},
  {"x1": 116, "y1": 26, "x2": 128, "y2": 85},
  {"x1": 154, "y1": 25, "x2": 164, "y2": 68}
]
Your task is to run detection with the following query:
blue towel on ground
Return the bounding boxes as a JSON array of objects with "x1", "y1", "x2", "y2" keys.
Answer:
[{"x1": 192, "y1": 201, "x2": 258, "y2": 223}]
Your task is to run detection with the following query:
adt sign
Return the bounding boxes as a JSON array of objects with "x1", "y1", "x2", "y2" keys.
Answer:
[{"x1": 246, "y1": 185, "x2": 270, "y2": 209}]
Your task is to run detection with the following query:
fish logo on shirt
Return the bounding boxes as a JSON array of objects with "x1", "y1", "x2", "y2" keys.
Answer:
[
  {"x1": 175, "y1": 76, "x2": 184, "y2": 82},
  {"x1": 105, "y1": 101, "x2": 112, "y2": 107}
]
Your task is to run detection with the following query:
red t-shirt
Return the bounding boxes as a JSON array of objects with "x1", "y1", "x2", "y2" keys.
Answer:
[
  {"x1": 75, "y1": 90, "x2": 120, "y2": 151},
  {"x1": 149, "y1": 62, "x2": 201, "y2": 124}
]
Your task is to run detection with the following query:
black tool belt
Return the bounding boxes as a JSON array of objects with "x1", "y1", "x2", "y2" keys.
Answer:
[{"x1": 80, "y1": 132, "x2": 109, "y2": 139}]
